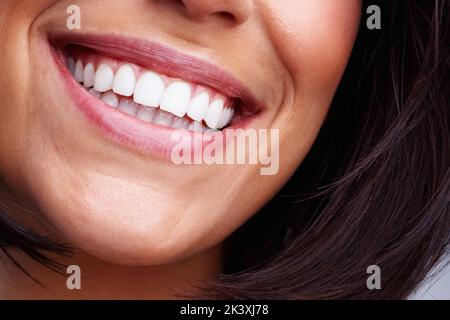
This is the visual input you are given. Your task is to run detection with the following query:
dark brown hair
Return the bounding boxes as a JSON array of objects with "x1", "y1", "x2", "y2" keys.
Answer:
[
  {"x1": 1, "y1": 0, "x2": 449, "y2": 299},
  {"x1": 213, "y1": 0, "x2": 450, "y2": 299}
]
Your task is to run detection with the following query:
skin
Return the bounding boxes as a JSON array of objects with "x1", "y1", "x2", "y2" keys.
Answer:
[{"x1": 0, "y1": 0, "x2": 360, "y2": 298}]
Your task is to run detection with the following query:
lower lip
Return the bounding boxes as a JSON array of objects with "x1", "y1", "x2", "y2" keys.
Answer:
[{"x1": 49, "y1": 43, "x2": 255, "y2": 160}]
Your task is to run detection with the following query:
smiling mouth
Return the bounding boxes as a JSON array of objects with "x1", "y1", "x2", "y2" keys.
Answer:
[
  {"x1": 65, "y1": 44, "x2": 238, "y2": 132},
  {"x1": 47, "y1": 33, "x2": 261, "y2": 157}
]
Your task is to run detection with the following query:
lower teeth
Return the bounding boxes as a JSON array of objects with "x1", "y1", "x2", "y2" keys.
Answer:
[{"x1": 87, "y1": 88, "x2": 214, "y2": 132}]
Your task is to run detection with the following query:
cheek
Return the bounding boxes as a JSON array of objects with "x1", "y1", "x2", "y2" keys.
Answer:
[
  {"x1": 258, "y1": 0, "x2": 361, "y2": 180},
  {"x1": 0, "y1": 1, "x2": 58, "y2": 180},
  {"x1": 264, "y1": 0, "x2": 361, "y2": 93}
]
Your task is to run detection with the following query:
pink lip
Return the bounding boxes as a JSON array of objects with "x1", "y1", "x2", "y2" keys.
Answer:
[{"x1": 47, "y1": 33, "x2": 260, "y2": 159}]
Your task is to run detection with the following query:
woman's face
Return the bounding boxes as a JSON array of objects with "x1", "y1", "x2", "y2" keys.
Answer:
[{"x1": 0, "y1": 0, "x2": 360, "y2": 265}]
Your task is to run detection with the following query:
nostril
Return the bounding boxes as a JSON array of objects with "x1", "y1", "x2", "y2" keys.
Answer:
[
  {"x1": 178, "y1": 0, "x2": 252, "y2": 25},
  {"x1": 216, "y1": 11, "x2": 236, "y2": 22},
  {"x1": 174, "y1": 0, "x2": 185, "y2": 7}
]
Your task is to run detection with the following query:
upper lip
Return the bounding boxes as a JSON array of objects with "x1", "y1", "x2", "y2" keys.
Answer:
[{"x1": 49, "y1": 32, "x2": 262, "y2": 115}]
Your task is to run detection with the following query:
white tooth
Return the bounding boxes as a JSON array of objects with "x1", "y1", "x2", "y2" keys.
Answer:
[
  {"x1": 224, "y1": 108, "x2": 235, "y2": 127},
  {"x1": 136, "y1": 105, "x2": 156, "y2": 122},
  {"x1": 217, "y1": 107, "x2": 234, "y2": 129},
  {"x1": 153, "y1": 110, "x2": 175, "y2": 127},
  {"x1": 88, "y1": 88, "x2": 101, "y2": 98},
  {"x1": 113, "y1": 64, "x2": 136, "y2": 97},
  {"x1": 94, "y1": 64, "x2": 114, "y2": 92},
  {"x1": 83, "y1": 63, "x2": 95, "y2": 88},
  {"x1": 74, "y1": 60, "x2": 84, "y2": 83},
  {"x1": 204, "y1": 97, "x2": 225, "y2": 129},
  {"x1": 160, "y1": 81, "x2": 191, "y2": 117},
  {"x1": 67, "y1": 57, "x2": 76, "y2": 76},
  {"x1": 188, "y1": 121, "x2": 203, "y2": 132},
  {"x1": 187, "y1": 91, "x2": 209, "y2": 122},
  {"x1": 133, "y1": 71, "x2": 165, "y2": 108},
  {"x1": 118, "y1": 98, "x2": 139, "y2": 115},
  {"x1": 100, "y1": 91, "x2": 119, "y2": 108},
  {"x1": 171, "y1": 117, "x2": 190, "y2": 130},
  {"x1": 216, "y1": 108, "x2": 228, "y2": 129}
]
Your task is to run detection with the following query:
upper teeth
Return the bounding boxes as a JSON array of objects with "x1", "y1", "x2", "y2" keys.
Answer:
[{"x1": 68, "y1": 57, "x2": 235, "y2": 130}]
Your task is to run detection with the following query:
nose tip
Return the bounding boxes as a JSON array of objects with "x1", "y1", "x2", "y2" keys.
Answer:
[{"x1": 180, "y1": 0, "x2": 253, "y2": 25}]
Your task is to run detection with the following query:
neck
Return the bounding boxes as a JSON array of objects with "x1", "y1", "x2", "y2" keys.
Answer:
[{"x1": 0, "y1": 245, "x2": 222, "y2": 299}]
